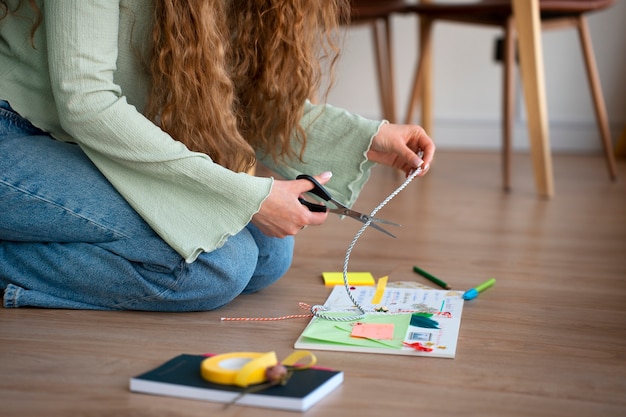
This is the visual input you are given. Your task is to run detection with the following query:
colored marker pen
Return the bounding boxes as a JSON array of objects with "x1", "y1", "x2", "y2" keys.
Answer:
[
  {"x1": 412, "y1": 266, "x2": 451, "y2": 290},
  {"x1": 463, "y1": 278, "x2": 496, "y2": 300}
]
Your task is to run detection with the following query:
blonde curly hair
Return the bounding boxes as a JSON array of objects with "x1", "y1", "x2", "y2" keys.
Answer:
[{"x1": 147, "y1": 0, "x2": 350, "y2": 172}]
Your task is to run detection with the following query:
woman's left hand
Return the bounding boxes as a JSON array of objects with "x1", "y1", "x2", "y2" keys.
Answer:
[{"x1": 367, "y1": 123, "x2": 435, "y2": 176}]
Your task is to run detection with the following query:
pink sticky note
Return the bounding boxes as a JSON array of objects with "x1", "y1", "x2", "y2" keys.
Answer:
[{"x1": 350, "y1": 322, "x2": 395, "y2": 340}]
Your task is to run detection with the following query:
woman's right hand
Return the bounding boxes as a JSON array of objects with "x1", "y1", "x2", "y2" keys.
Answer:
[{"x1": 251, "y1": 171, "x2": 332, "y2": 238}]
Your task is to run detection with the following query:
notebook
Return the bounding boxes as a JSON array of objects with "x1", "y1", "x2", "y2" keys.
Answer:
[{"x1": 130, "y1": 354, "x2": 343, "y2": 411}]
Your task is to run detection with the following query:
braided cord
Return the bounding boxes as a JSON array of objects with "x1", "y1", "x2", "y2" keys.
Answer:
[{"x1": 311, "y1": 167, "x2": 422, "y2": 321}]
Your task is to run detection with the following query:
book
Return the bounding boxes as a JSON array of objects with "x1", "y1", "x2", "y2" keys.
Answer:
[
  {"x1": 294, "y1": 284, "x2": 465, "y2": 358},
  {"x1": 129, "y1": 354, "x2": 343, "y2": 412}
]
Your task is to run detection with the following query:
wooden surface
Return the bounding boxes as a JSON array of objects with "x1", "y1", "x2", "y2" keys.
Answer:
[{"x1": 2, "y1": 151, "x2": 625, "y2": 417}]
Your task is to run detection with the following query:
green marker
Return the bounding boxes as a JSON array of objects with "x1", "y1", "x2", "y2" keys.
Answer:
[
  {"x1": 412, "y1": 266, "x2": 451, "y2": 290},
  {"x1": 463, "y1": 278, "x2": 496, "y2": 300}
]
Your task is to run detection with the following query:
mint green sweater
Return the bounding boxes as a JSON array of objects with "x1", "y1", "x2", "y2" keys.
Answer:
[{"x1": 0, "y1": 0, "x2": 381, "y2": 262}]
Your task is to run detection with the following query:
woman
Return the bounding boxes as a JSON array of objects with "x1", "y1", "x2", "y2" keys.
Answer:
[{"x1": 0, "y1": 0, "x2": 434, "y2": 311}]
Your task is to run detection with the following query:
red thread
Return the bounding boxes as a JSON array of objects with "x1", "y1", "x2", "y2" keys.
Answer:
[{"x1": 220, "y1": 302, "x2": 314, "y2": 321}]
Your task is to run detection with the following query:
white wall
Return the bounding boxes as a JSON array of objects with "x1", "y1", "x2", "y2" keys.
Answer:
[{"x1": 326, "y1": 2, "x2": 626, "y2": 152}]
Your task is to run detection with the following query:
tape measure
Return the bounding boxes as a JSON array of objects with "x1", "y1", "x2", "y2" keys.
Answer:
[{"x1": 200, "y1": 350, "x2": 316, "y2": 388}]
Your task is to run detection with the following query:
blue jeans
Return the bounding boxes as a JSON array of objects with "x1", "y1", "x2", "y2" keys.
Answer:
[{"x1": 0, "y1": 100, "x2": 293, "y2": 311}]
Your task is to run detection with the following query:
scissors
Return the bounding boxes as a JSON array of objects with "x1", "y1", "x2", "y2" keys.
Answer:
[{"x1": 297, "y1": 174, "x2": 401, "y2": 238}]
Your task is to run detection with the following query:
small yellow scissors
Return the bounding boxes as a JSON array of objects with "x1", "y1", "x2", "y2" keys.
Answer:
[{"x1": 297, "y1": 174, "x2": 401, "y2": 238}]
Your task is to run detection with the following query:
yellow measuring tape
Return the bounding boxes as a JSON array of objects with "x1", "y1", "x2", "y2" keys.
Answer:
[{"x1": 200, "y1": 350, "x2": 317, "y2": 388}]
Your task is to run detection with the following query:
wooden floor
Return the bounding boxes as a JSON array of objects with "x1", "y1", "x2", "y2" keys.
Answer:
[{"x1": 2, "y1": 151, "x2": 625, "y2": 417}]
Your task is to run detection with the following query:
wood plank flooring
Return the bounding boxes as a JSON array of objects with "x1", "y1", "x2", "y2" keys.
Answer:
[{"x1": 2, "y1": 150, "x2": 625, "y2": 417}]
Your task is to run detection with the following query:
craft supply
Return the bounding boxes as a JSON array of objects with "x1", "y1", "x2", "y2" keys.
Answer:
[
  {"x1": 463, "y1": 278, "x2": 496, "y2": 300},
  {"x1": 370, "y1": 276, "x2": 388, "y2": 304},
  {"x1": 200, "y1": 350, "x2": 317, "y2": 407},
  {"x1": 220, "y1": 302, "x2": 314, "y2": 321},
  {"x1": 220, "y1": 312, "x2": 313, "y2": 321},
  {"x1": 201, "y1": 352, "x2": 279, "y2": 387},
  {"x1": 409, "y1": 313, "x2": 440, "y2": 329},
  {"x1": 402, "y1": 342, "x2": 434, "y2": 352},
  {"x1": 297, "y1": 174, "x2": 401, "y2": 238},
  {"x1": 322, "y1": 271, "x2": 375, "y2": 287},
  {"x1": 295, "y1": 285, "x2": 465, "y2": 358},
  {"x1": 350, "y1": 322, "x2": 395, "y2": 340},
  {"x1": 412, "y1": 266, "x2": 451, "y2": 289}
]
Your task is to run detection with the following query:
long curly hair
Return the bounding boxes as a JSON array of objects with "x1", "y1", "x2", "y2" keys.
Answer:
[
  {"x1": 147, "y1": 0, "x2": 350, "y2": 172},
  {"x1": 1, "y1": 0, "x2": 350, "y2": 173}
]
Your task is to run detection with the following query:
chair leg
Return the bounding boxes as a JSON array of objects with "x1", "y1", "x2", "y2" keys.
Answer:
[
  {"x1": 383, "y1": 16, "x2": 397, "y2": 124},
  {"x1": 502, "y1": 17, "x2": 516, "y2": 192},
  {"x1": 372, "y1": 17, "x2": 397, "y2": 123},
  {"x1": 420, "y1": 17, "x2": 434, "y2": 136},
  {"x1": 405, "y1": 17, "x2": 433, "y2": 133},
  {"x1": 576, "y1": 15, "x2": 618, "y2": 180}
]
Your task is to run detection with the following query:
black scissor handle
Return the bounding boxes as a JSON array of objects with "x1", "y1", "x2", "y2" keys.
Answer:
[
  {"x1": 297, "y1": 174, "x2": 333, "y2": 213},
  {"x1": 298, "y1": 197, "x2": 327, "y2": 213},
  {"x1": 296, "y1": 174, "x2": 333, "y2": 201},
  {"x1": 296, "y1": 174, "x2": 332, "y2": 201}
]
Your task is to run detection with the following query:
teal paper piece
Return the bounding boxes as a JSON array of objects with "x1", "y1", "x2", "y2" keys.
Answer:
[{"x1": 409, "y1": 313, "x2": 440, "y2": 329}]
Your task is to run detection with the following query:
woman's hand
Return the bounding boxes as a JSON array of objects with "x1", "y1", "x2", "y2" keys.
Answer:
[
  {"x1": 367, "y1": 123, "x2": 435, "y2": 176},
  {"x1": 251, "y1": 172, "x2": 332, "y2": 238}
]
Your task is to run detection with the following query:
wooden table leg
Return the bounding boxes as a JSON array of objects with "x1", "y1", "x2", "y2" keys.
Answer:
[{"x1": 511, "y1": 0, "x2": 554, "y2": 198}]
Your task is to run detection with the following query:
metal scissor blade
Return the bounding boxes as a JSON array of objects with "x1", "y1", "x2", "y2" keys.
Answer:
[
  {"x1": 329, "y1": 208, "x2": 401, "y2": 227},
  {"x1": 356, "y1": 213, "x2": 402, "y2": 227},
  {"x1": 365, "y1": 221, "x2": 397, "y2": 238},
  {"x1": 327, "y1": 196, "x2": 402, "y2": 226},
  {"x1": 327, "y1": 208, "x2": 398, "y2": 238}
]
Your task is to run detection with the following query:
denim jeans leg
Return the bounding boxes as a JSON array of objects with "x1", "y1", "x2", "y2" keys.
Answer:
[
  {"x1": 0, "y1": 103, "x2": 293, "y2": 311},
  {"x1": 0, "y1": 125, "x2": 184, "y2": 309},
  {"x1": 242, "y1": 223, "x2": 294, "y2": 294}
]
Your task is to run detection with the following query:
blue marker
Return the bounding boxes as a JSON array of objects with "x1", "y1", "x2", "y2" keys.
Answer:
[{"x1": 463, "y1": 278, "x2": 496, "y2": 300}]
